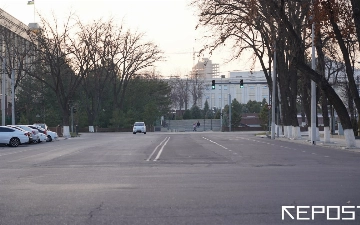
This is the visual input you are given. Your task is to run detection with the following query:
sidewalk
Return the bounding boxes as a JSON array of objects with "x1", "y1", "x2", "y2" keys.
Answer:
[{"x1": 267, "y1": 134, "x2": 360, "y2": 153}]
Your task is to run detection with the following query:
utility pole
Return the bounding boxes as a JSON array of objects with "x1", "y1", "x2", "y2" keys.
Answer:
[
  {"x1": 220, "y1": 75, "x2": 225, "y2": 131},
  {"x1": 311, "y1": 13, "x2": 317, "y2": 145},
  {"x1": 271, "y1": 42, "x2": 276, "y2": 139},
  {"x1": 11, "y1": 69, "x2": 15, "y2": 125},
  {"x1": 2, "y1": 54, "x2": 6, "y2": 126},
  {"x1": 229, "y1": 94, "x2": 232, "y2": 132}
]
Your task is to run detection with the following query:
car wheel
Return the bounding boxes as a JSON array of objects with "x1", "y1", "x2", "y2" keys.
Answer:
[
  {"x1": 9, "y1": 137, "x2": 20, "y2": 147},
  {"x1": 144, "y1": 132, "x2": 146, "y2": 134},
  {"x1": 133, "y1": 132, "x2": 136, "y2": 134},
  {"x1": 47, "y1": 135, "x2": 52, "y2": 142}
]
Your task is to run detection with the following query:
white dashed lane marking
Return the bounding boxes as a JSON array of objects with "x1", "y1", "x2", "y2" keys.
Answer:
[
  {"x1": 202, "y1": 137, "x2": 228, "y2": 150},
  {"x1": 234, "y1": 136, "x2": 335, "y2": 159}
]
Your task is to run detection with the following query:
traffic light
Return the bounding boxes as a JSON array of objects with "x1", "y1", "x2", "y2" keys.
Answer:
[
  {"x1": 240, "y1": 79, "x2": 244, "y2": 88},
  {"x1": 212, "y1": 80, "x2": 215, "y2": 89}
]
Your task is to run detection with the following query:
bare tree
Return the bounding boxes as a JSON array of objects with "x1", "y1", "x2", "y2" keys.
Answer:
[
  {"x1": 111, "y1": 30, "x2": 163, "y2": 111},
  {"x1": 264, "y1": 0, "x2": 355, "y2": 146},
  {"x1": 25, "y1": 13, "x2": 88, "y2": 127},
  {"x1": 188, "y1": 70, "x2": 205, "y2": 107},
  {"x1": 75, "y1": 18, "x2": 121, "y2": 127},
  {"x1": 168, "y1": 76, "x2": 188, "y2": 112},
  {"x1": 0, "y1": 28, "x2": 35, "y2": 91}
]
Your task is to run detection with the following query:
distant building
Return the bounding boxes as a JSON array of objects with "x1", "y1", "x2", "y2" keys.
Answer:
[
  {"x1": 190, "y1": 58, "x2": 219, "y2": 80},
  {"x1": 198, "y1": 70, "x2": 270, "y2": 110}
]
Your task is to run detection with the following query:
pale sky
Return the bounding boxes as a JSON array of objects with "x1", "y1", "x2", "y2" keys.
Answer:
[{"x1": 1, "y1": 0, "x2": 255, "y2": 77}]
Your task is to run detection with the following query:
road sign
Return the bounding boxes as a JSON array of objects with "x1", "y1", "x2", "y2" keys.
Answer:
[{"x1": 268, "y1": 105, "x2": 272, "y2": 110}]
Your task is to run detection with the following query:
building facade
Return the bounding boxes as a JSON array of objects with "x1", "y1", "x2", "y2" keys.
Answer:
[
  {"x1": 1, "y1": 8, "x2": 37, "y2": 122},
  {"x1": 197, "y1": 70, "x2": 270, "y2": 110}
]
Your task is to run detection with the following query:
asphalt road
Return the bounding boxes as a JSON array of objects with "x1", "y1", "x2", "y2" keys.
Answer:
[{"x1": 0, "y1": 132, "x2": 359, "y2": 225}]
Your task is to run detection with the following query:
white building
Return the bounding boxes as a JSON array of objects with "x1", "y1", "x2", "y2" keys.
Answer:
[
  {"x1": 169, "y1": 59, "x2": 270, "y2": 111},
  {"x1": 191, "y1": 58, "x2": 219, "y2": 80},
  {"x1": 198, "y1": 71, "x2": 270, "y2": 110},
  {"x1": 0, "y1": 8, "x2": 38, "y2": 123}
]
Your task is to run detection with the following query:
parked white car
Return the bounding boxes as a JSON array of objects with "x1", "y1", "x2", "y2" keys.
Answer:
[
  {"x1": 33, "y1": 123, "x2": 48, "y2": 130},
  {"x1": 38, "y1": 132, "x2": 47, "y2": 143},
  {"x1": 45, "y1": 130, "x2": 57, "y2": 142},
  {"x1": 0, "y1": 126, "x2": 29, "y2": 147},
  {"x1": 32, "y1": 124, "x2": 58, "y2": 142},
  {"x1": 14, "y1": 125, "x2": 40, "y2": 143},
  {"x1": 7, "y1": 125, "x2": 34, "y2": 143},
  {"x1": 27, "y1": 125, "x2": 47, "y2": 143},
  {"x1": 133, "y1": 122, "x2": 146, "y2": 134}
]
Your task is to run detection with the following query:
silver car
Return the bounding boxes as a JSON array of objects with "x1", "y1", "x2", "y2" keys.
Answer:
[{"x1": 133, "y1": 122, "x2": 146, "y2": 134}]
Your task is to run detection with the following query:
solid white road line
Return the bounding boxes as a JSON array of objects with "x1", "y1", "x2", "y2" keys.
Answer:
[
  {"x1": 146, "y1": 137, "x2": 169, "y2": 161},
  {"x1": 154, "y1": 137, "x2": 170, "y2": 161}
]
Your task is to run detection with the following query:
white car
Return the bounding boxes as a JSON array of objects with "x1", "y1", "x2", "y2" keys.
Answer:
[
  {"x1": 7, "y1": 125, "x2": 34, "y2": 143},
  {"x1": 32, "y1": 124, "x2": 57, "y2": 142},
  {"x1": 133, "y1": 122, "x2": 146, "y2": 134},
  {"x1": 15, "y1": 125, "x2": 41, "y2": 143},
  {"x1": 45, "y1": 130, "x2": 58, "y2": 142},
  {"x1": 0, "y1": 126, "x2": 29, "y2": 147},
  {"x1": 38, "y1": 133, "x2": 47, "y2": 142},
  {"x1": 33, "y1": 123, "x2": 48, "y2": 130},
  {"x1": 26, "y1": 125, "x2": 48, "y2": 143}
]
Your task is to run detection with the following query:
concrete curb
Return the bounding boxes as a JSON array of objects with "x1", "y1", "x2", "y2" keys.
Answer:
[{"x1": 271, "y1": 136, "x2": 360, "y2": 153}]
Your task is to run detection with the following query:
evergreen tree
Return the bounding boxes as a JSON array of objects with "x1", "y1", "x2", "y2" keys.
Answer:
[
  {"x1": 190, "y1": 105, "x2": 202, "y2": 119},
  {"x1": 203, "y1": 100, "x2": 210, "y2": 119},
  {"x1": 259, "y1": 102, "x2": 269, "y2": 131},
  {"x1": 183, "y1": 109, "x2": 192, "y2": 119}
]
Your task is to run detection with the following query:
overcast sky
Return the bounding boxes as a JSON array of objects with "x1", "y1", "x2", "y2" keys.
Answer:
[{"x1": 1, "y1": 0, "x2": 255, "y2": 77}]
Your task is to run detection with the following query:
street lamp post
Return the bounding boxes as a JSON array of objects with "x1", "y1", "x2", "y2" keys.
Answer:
[{"x1": 185, "y1": 75, "x2": 189, "y2": 111}]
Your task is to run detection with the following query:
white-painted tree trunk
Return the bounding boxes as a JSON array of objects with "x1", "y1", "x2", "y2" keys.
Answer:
[
  {"x1": 344, "y1": 129, "x2": 357, "y2": 148},
  {"x1": 308, "y1": 127, "x2": 311, "y2": 139},
  {"x1": 323, "y1": 126, "x2": 330, "y2": 143},
  {"x1": 292, "y1": 126, "x2": 301, "y2": 139},
  {"x1": 287, "y1": 126, "x2": 292, "y2": 139},
  {"x1": 89, "y1": 126, "x2": 94, "y2": 132},
  {"x1": 284, "y1": 126, "x2": 288, "y2": 137},
  {"x1": 63, "y1": 126, "x2": 70, "y2": 138},
  {"x1": 278, "y1": 125, "x2": 283, "y2": 136}
]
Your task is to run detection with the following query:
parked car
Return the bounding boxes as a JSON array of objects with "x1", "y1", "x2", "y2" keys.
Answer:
[
  {"x1": 32, "y1": 124, "x2": 58, "y2": 142},
  {"x1": 26, "y1": 125, "x2": 47, "y2": 142},
  {"x1": 0, "y1": 126, "x2": 29, "y2": 147},
  {"x1": 33, "y1": 123, "x2": 48, "y2": 131},
  {"x1": 12, "y1": 125, "x2": 40, "y2": 143},
  {"x1": 7, "y1": 125, "x2": 33, "y2": 143},
  {"x1": 133, "y1": 122, "x2": 146, "y2": 134}
]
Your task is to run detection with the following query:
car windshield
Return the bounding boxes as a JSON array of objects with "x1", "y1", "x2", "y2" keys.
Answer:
[{"x1": 134, "y1": 122, "x2": 144, "y2": 126}]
